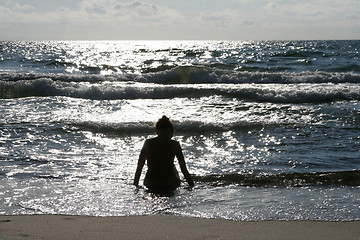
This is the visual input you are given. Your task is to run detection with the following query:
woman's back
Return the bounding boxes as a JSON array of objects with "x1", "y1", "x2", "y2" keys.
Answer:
[
  {"x1": 134, "y1": 116, "x2": 194, "y2": 190},
  {"x1": 145, "y1": 137, "x2": 178, "y2": 179},
  {"x1": 143, "y1": 137, "x2": 181, "y2": 189}
]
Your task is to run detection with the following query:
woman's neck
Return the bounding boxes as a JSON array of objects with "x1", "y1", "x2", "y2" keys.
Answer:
[{"x1": 157, "y1": 132, "x2": 172, "y2": 140}]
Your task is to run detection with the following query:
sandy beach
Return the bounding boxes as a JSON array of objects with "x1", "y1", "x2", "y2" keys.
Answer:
[{"x1": 0, "y1": 215, "x2": 359, "y2": 240}]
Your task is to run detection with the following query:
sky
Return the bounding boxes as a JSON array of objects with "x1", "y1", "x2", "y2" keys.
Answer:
[{"x1": 0, "y1": 0, "x2": 359, "y2": 40}]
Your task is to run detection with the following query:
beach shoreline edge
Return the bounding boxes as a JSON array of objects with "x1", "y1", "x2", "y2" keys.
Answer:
[{"x1": 1, "y1": 214, "x2": 359, "y2": 240}]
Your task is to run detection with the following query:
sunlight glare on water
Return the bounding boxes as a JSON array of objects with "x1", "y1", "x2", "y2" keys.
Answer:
[{"x1": 1, "y1": 40, "x2": 360, "y2": 220}]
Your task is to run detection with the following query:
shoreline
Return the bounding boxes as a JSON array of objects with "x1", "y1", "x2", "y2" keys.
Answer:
[{"x1": 1, "y1": 215, "x2": 359, "y2": 240}]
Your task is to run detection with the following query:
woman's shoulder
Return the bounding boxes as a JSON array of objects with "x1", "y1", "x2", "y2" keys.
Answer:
[
  {"x1": 170, "y1": 139, "x2": 180, "y2": 144},
  {"x1": 146, "y1": 137, "x2": 180, "y2": 146},
  {"x1": 170, "y1": 139, "x2": 181, "y2": 148},
  {"x1": 146, "y1": 137, "x2": 156, "y2": 141},
  {"x1": 144, "y1": 137, "x2": 156, "y2": 145}
]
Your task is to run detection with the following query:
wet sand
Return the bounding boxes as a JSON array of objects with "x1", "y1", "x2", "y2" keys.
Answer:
[{"x1": 0, "y1": 215, "x2": 359, "y2": 240}]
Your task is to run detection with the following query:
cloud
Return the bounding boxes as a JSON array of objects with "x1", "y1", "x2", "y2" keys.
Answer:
[
  {"x1": 200, "y1": 12, "x2": 231, "y2": 27},
  {"x1": 0, "y1": 0, "x2": 182, "y2": 26},
  {"x1": 73, "y1": 0, "x2": 183, "y2": 27},
  {"x1": 242, "y1": 20, "x2": 254, "y2": 26},
  {"x1": 111, "y1": 1, "x2": 171, "y2": 22},
  {"x1": 262, "y1": 0, "x2": 360, "y2": 22},
  {"x1": 80, "y1": 0, "x2": 107, "y2": 15},
  {"x1": 0, "y1": 0, "x2": 187, "y2": 39},
  {"x1": 0, "y1": 0, "x2": 359, "y2": 40},
  {"x1": 14, "y1": 3, "x2": 34, "y2": 11},
  {"x1": 0, "y1": 5, "x2": 11, "y2": 16}
]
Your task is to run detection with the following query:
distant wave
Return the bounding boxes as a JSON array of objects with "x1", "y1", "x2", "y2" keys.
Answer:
[
  {"x1": 1, "y1": 67, "x2": 360, "y2": 84},
  {"x1": 1, "y1": 76, "x2": 360, "y2": 103},
  {"x1": 139, "y1": 66, "x2": 360, "y2": 84},
  {"x1": 193, "y1": 170, "x2": 360, "y2": 187}
]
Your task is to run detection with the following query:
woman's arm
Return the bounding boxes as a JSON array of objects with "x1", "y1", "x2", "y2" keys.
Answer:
[
  {"x1": 134, "y1": 141, "x2": 147, "y2": 186},
  {"x1": 175, "y1": 142, "x2": 194, "y2": 187}
]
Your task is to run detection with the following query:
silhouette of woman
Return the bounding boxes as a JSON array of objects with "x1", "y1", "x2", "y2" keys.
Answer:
[{"x1": 134, "y1": 116, "x2": 194, "y2": 190}]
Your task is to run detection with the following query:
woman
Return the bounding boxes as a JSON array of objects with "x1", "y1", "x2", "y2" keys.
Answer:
[{"x1": 134, "y1": 116, "x2": 194, "y2": 190}]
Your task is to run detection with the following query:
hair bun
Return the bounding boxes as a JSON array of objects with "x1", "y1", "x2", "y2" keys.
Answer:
[{"x1": 155, "y1": 115, "x2": 174, "y2": 134}]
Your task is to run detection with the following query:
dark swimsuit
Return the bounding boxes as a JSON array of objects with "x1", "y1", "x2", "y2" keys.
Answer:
[{"x1": 144, "y1": 137, "x2": 181, "y2": 190}]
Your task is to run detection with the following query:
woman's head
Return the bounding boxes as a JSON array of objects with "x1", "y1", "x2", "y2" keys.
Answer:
[{"x1": 155, "y1": 115, "x2": 174, "y2": 138}]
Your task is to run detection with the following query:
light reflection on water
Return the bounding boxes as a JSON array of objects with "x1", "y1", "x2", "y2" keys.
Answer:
[
  {"x1": 6, "y1": 40, "x2": 358, "y2": 75},
  {"x1": 1, "y1": 40, "x2": 360, "y2": 221},
  {"x1": 1, "y1": 94, "x2": 359, "y2": 176},
  {"x1": 3, "y1": 177, "x2": 358, "y2": 221},
  {"x1": 1, "y1": 89, "x2": 359, "y2": 220}
]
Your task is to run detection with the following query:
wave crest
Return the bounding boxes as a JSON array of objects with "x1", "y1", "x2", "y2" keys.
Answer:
[
  {"x1": 1, "y1": 77, "x2": 360, "y2": 103},
  {"x1": 1, "y1": 67, "x2": 360, "y2": 84},
  {"x1": 69, "y1": 120, "x2": 267, "y2": 136}
]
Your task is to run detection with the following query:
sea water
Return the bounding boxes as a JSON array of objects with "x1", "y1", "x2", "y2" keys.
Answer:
[{"x1": 0, "y1": 40, "x2": 359, "y2": 220}]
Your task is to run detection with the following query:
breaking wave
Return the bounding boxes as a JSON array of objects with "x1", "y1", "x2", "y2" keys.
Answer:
[
  {"x1": 1, "y1": 75, "x2": 360, "y2": 103},
  {"x1": 70, "y1": 120, "x2": 270, "y2": 135},
  {"x1": 1, "y1": 67, "x2": 360, "y2": 84}
]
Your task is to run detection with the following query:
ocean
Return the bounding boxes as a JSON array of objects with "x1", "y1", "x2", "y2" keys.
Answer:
[{"x1": 0, "y1": 40, "x2": 359, "y2": 221}]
